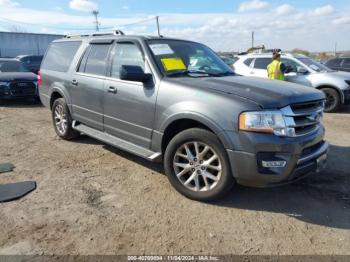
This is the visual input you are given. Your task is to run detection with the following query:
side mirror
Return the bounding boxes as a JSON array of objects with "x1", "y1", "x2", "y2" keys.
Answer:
[
  {"x1": 120, "y1": 65, "x2": 152, "y2": 83},
  {"x1": 297, "y1": 66, "x2": 308, "y2": 74}
]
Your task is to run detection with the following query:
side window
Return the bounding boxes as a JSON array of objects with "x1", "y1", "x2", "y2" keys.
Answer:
[
  {"x1": 243, "y1": 58, "x2": 253, "y2": 67},
  {"x1": 77, "y1": 46, "x2": 91, "y2": 73},
  {"x1": 253, "y1": 58, "x2": 271, "y2": 69},
  {"x1": 281, "y1": 58, "x2": 299, "y2": 72},
  {"x1": 41, "y1": 41, "x2": 81, "y2": 72},
  {"x1": 326, "y1": 59, "x2": 341, "y2": 67},
  {"x1": 343, "y1": 58, "x2": 350, "y2": 68},
  {"x1": 84, "y1": 44, "x2": 111, "y2": 76},
  {"x1": 110, "y1": 42, "x2": 145, "y2": 78}
]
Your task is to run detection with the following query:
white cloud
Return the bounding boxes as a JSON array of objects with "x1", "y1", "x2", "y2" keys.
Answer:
[
  {"x1": 238, "y1": 0, "x2": 268, "y2": 12},
  {"x1": 69, "y1": 0, "x2": 97, "y2": 12},
  {"x1": 275, "y1": 4, "x2": 295, "y2": 16},
  {"x1": 122, "y1": 5, "x2": 129, "y2": 10},
  {"x1": 312, "y1": 5, "x2": 334, "y2": 16},
  {"x1": 333, "y1": 16, "x2": 350, "y2": 25},
  {"x1": 0, "y1": 0, "x2": 19, "y2": 7}
]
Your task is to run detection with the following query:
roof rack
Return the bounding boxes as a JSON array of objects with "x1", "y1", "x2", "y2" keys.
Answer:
[{"x1": 64, "y1": 29, "x2": 125, "y2": 38}]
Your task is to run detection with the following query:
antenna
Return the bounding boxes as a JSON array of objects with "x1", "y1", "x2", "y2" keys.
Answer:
[{"x1": 92, "y1": 10, "x2": 100, "y2": 31}]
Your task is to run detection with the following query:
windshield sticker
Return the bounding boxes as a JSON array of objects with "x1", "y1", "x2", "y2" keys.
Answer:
[
  {"x1": 149, "y1": 44, "x2": 174, "y2": 55},
  {"x1": 161, "y1": 58, "x2": 187, "y2": 71}
]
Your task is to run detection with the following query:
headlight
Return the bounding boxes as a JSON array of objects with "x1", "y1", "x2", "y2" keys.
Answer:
[{"x1": 239, "y1": 111, "x2": 295, "y2": 137}]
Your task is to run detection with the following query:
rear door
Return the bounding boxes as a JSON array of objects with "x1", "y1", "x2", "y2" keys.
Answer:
[
  {"x1": 70, "y1": 41, "x2": 112, "y2": 130},
  {"x1": 251, "y1": 58, "x2": 271, "y2": 78},
  {"x1": 103, "y1": 40, "x2": 157, "y2": 148}
]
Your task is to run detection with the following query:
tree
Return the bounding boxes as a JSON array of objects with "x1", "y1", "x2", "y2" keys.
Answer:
[{"x1": 291, "y1": 48, "x2": 310, "y2": 57}]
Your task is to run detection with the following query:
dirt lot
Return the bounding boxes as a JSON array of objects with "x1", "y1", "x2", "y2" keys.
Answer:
[{"x1": 0, "y1": 100, "x2": 349, "y2": 255}]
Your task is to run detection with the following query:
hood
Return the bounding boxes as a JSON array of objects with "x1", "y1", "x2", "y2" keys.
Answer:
[
  {"x1": 166, "y1": 76, "x2": 325, "y2": 109},
  {"x1": 0, "y1": 72, "x2": 37, "y2": 82},
  {"x1": 324, "y1": 70, "x2": 350, "y2": 80}
]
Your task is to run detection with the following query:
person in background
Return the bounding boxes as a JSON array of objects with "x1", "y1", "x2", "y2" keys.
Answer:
[{"x1": 267, "y1": 50, "x2": 291, "y2": 80}]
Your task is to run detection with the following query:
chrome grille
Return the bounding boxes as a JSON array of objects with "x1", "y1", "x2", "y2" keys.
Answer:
[
  {"x1": 281, "y1": 100, "x2": 324, "y2": 136},
  {"x1": 9, "y1": 82, "x2": 36, "y2": 96}
]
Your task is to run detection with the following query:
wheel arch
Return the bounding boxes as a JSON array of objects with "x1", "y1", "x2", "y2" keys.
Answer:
[
  {"x1": 158, "y1": 114, "x2": 232, "y2": 154},
  {"x1": 315, "y1": 85, "x2": 344, "y2": 104}
]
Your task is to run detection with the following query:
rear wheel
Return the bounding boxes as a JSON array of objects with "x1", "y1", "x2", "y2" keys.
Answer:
[
  {"x1": 322, "y1": 88, "x2": 340, "y2": 112},
  {"x1": 52, "y1": 98, "x2": 79, "y2": 140},
  {"x1": 164, "y1": 128, "x2": 235, "y2": 201}
]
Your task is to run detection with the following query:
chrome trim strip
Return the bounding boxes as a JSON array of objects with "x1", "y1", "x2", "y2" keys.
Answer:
[{"x1": 297, "y1": 141, "x2": 329, "y2": 165}]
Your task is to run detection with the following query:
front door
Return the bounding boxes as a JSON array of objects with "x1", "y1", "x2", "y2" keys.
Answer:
[
  {"x1": 103, "y1": 41, "x2": 157, "y2": 148},
  {"x1": 282, "y1": 58, "x2": 312, "y2": 87}
]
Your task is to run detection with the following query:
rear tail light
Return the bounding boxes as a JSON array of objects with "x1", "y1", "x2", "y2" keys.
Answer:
[{"x1": 37, "y1": 71, "x2": 43, "y2": 87}]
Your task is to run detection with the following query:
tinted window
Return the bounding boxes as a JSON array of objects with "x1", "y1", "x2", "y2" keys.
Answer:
[
  {"x1": 78, "y1": 46, "x2": 91, "y2": 73},
  {"x1": 41, "y1": 41, "x2": 81, "y2": 72},
  {"x1": 282, "y1": 58, "x2": 299, "y2": 72},
  {"x1": 84, "y1": 44, "x2": 111, "y2": 76},
  {"x1": 110, "y1": 43, "x2": 144, "y2": 78},
  {"x1": 0, "y1": 60, "x2": 30, "y2": 72},
  {"x1": 243, "y1": 58, "x2": 253, "y2": 67},
  {"x1": 326, "y1": 59, "x2": 341, "y2": 67},
  {"x1": 343, "y1": 58, "x2": 350, "y2": 67},
  {"x1": 253, "y1": 58, "x2": 271, "y2": 69}
]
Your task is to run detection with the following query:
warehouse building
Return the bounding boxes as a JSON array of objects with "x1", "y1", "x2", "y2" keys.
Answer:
[{"x1": 0, "y1": 31, "x2": 63, "y2": 58}]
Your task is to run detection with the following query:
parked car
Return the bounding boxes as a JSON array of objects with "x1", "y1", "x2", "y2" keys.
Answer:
[
  {"x1": 0, "y1": 58, "x2": 39, "y2": 101},
  {"x1": 234, "y1": 53, "x2": 350, "y2": 112},
  {"x1": 16, "y1": 55, "x2": 43, "y2": 74},
  {"x1": 220, "y1": 56, "x2": 237, "y2": 70},
  {"x1": 325, "y1": 57, "x2": 350, "y2": 73},
  {"x1": 39, "y1": 33, "x2": 328, "y2": 201}
]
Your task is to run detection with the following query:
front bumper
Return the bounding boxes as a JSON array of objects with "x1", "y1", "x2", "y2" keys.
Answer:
[
  {"x1": 225, "y1": 126, "x2": 329, "y2": 187},
  {"x1": 343, "y1": 88, "x2": 350, "y2": 104}
]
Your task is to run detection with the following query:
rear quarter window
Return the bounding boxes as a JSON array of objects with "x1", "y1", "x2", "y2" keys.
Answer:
[
  {"x1": 243, "y1": 58, "x2": 253, "y2": 67},
  {"x1": 41, "y1": 41, "x2": 82, "y2": 72}
]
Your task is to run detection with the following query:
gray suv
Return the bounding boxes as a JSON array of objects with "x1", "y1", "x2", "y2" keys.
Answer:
[{"x1": 39, "y1": 33, "x2": 329, "y2": 201}]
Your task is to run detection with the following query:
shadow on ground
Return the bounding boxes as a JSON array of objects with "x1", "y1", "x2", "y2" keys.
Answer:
[
  {"x1": 0, "y1": 98, "x2": 42, "y2": 108},
  {"x1": 213, "y1": 144, "x2": 350, "y2": 229},
  {"x1": 71, "y1": 132, "x2": 350, "y2": 229}
]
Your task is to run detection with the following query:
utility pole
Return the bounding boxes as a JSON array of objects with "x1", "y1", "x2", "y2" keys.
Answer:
[
  {"x1": 156, "y1": 16, "x2": 160, "y2": 37},
  {"x1": 251, "y1": 31, "x2": 254, "y2": 48},
  {"x1": 335, "y1": 41, "x2": 337, "y2": 56},
  {"x1": 92, "y1": 10, "x2": 100, "y2": 31}
]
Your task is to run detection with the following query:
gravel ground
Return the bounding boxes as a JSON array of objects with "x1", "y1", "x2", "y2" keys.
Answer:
[{"x1": 0, "y1": 100, "x2": 349, "y2": 255}]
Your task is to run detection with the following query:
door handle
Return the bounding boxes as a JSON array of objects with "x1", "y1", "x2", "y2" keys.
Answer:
[
  {"x1": 108, "y1": 86, "x2": 117, "y2": 94},
  {"x1": 71, "y1": 80, "x2": 78, "y2": 86}
]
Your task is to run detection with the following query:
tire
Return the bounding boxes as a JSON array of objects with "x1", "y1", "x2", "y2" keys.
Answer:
[
  {"x1": 51, "y1": 98, "x2": 80, "y2": 140},
  {"x1": 164, "y1": 128, "x2": 235, "y2": 201},
  {"x1": 322, "y1": 88, "x2": 340, "y2": 112}
]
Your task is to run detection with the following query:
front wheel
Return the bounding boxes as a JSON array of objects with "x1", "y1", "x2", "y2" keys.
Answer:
[
  {"x1": 164, "y1": 128, "x2": 235, "y2": 201},
  {"x1": 322, "y1": 88, "x2": 340, "y2": 112}
]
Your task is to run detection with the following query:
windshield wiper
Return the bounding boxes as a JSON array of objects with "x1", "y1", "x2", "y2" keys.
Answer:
[{"x1": 167, "y1": 70, "x2": 234, "y2": 77}]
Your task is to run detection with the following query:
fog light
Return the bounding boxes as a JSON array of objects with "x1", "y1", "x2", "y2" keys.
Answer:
[{"x1": 261, "y1": 160, "x2": 287, "y2": 168}]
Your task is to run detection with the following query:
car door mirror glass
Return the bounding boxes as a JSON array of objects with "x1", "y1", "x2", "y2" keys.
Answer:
[{"x1": 120, "y1": 65, "x2": 152, "y2": 83}]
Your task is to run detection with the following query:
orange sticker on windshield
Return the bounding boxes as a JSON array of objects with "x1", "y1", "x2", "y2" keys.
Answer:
[{"x1": 161, "y1": 58, "x2": 186, "y2": 71}]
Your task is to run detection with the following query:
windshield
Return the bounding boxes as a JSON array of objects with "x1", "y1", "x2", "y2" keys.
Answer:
[
  {"x1": 147, "y1": 40, "x2": 235, "y2": 77},
  {"x1": 0, "y1": 60, "x2": 30, "y2": 73},
  {"x1": 298, "y1": 57, "x2": 333, "y2": 72}
]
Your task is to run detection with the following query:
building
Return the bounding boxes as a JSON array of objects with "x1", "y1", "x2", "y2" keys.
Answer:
[{"x1": 0, "y1": 31, "x2": 63, "y2": 58}]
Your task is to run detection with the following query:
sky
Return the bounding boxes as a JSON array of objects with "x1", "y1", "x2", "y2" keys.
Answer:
[{"x1": 0, "y1": 0, "x2": 350, "y2": 52}]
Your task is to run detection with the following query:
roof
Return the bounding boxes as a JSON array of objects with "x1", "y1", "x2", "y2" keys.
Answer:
[
  {"x1": 54, "y1": 31, "x2": 194, "y2": 43},
  {"x1": 238, "y1": 52, "x2": 308, "y2": 59}
]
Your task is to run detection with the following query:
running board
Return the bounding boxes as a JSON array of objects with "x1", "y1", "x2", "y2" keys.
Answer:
[{"x1": 72, "y1": 122, "x2": 161, "y2": 161}]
